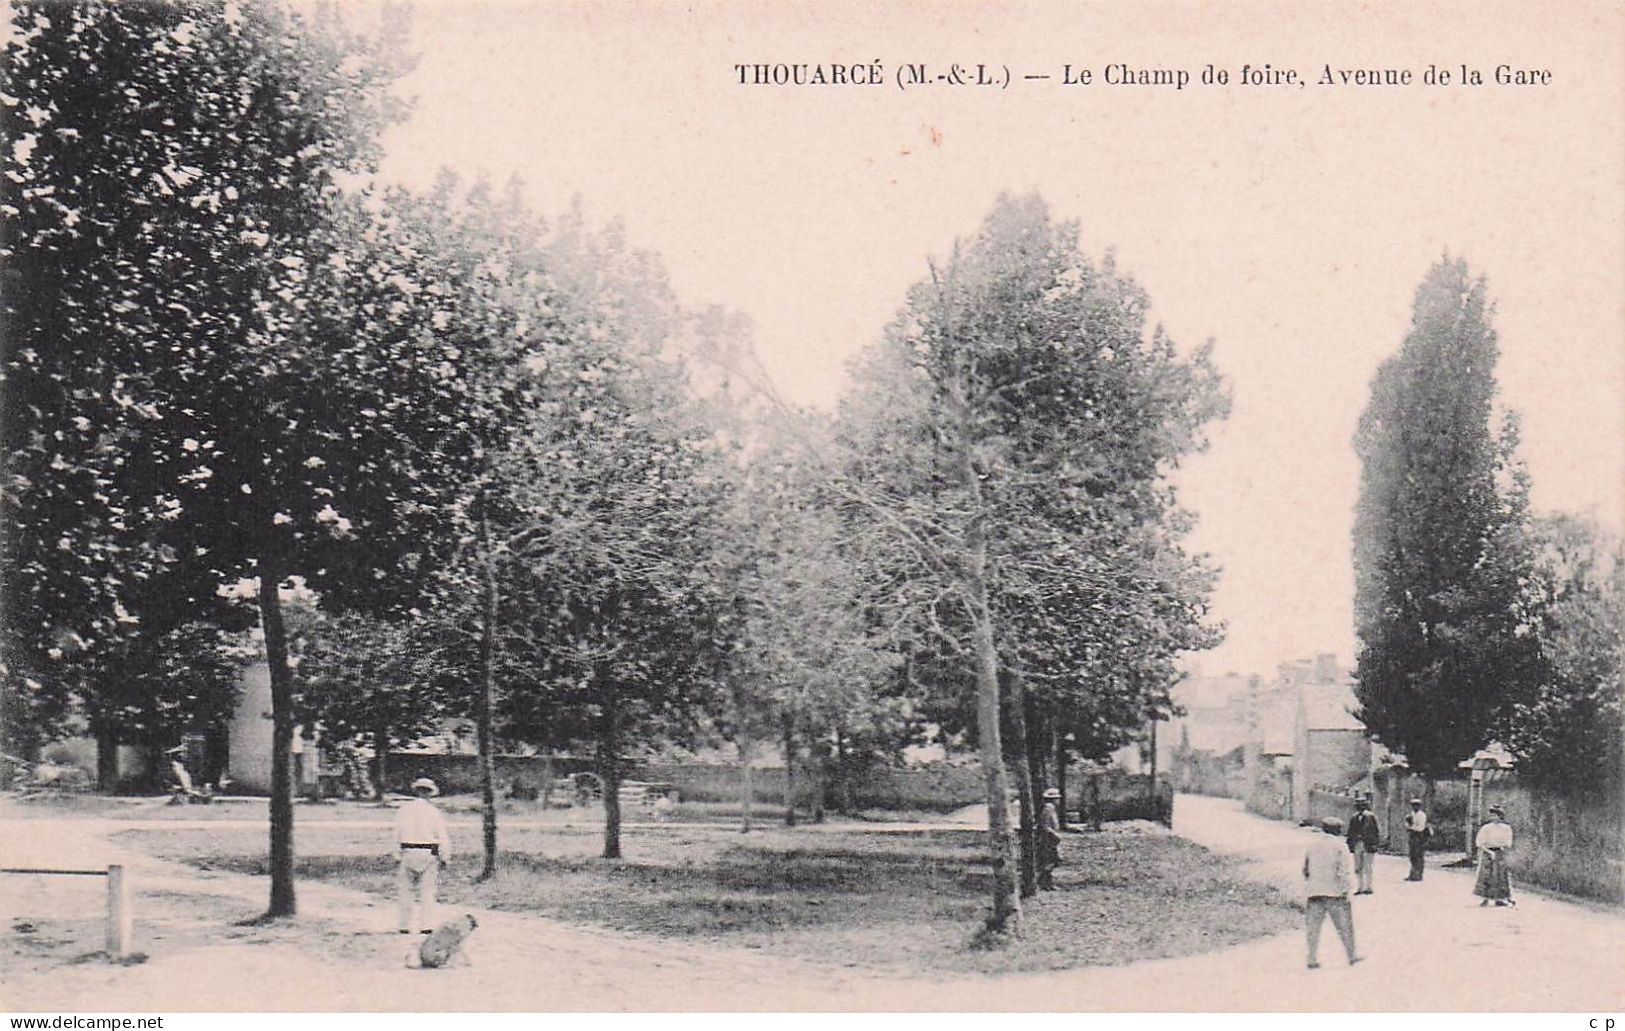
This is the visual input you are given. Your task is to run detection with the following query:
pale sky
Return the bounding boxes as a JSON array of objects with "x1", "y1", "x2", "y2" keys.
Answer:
[{"x1": 367, "y1": 0, "x2": 1625, "y2": 681}]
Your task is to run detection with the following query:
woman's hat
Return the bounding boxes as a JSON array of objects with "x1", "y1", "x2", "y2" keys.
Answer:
[
  {"x1": 1488, "y1": 804, "x2": 1505, "y2": 815},
  {"x1": 1042, "y1": 787, "x2": 1061, "y2": 799},
  {"x1": 411, "y1": 777, "x2": 439, "y2": 797},
  {"x1": 1409, "y1": 798, "x2": 1423, "y2": 805}
]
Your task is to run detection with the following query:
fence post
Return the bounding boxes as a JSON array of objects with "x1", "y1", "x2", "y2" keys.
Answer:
[{"x1": 105, "y1": 863, "x2": 132, "y2": 960}]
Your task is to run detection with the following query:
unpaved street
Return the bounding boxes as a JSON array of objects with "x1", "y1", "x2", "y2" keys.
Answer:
[{"x1": 2, "y1": 796, "x2": 1620, "y2": 1011}]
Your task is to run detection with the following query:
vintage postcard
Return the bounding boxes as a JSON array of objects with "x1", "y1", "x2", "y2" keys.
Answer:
[{"x1": 2, "y1": 0, "x2": 1621, "y2": 1019}]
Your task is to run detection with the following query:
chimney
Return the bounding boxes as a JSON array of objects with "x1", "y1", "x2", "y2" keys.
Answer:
[{"x1": 1314, "y1": 653, "x2": 1339, "y2": 682}]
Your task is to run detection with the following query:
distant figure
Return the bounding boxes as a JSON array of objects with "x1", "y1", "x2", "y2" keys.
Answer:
[
  {"x1": 395, "y1": 777, "x2": 451, "y2": 934},
  {"x1": 1346, "y1": 797, "x2": 1381, "y2": 895},
  {"x1": 652, "y1": 792, "x2": 675, "y2": 821},
  {"x1": 1474, "y1": 804, "x2": 1515, "y2": 907},
  {"x1": 1403, "y1": 798, "x2": 1430, "y2": 881},
  {"x1": 1304, "y1": 816, "x2": 1363, "y2": 969},
  {"x1": 1038, "y1": 787, "x2": 1062, "y2": 891},
  {"x1": 340, "y1": 742, "x2": 373, "y2": 799}
]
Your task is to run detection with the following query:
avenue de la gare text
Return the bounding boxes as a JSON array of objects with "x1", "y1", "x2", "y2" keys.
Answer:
[{"x1": 732, "y1": 61, "x2": 1554, "y2": 89}]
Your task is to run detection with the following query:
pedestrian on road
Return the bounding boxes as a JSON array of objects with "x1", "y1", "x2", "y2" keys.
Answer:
[
  {"x1": 1403, "y1": 798, "x2": 1430, "y2": 881},
  {"x1": 395, "y1": 776, "x2": 451, "y2": 934},
  {"x1": 1474, "y1": 804, "x2": 1515, "y2": 907},
  {"x1": 1346, "y1": 796, "x2": 1381, "y2": 895},
  {"x1": 1038, "y1": 787, "x2": 1062, "y2": 891},
  {"x1": 1304, "y1": 816, "x2": 1363, "y2": 969}
]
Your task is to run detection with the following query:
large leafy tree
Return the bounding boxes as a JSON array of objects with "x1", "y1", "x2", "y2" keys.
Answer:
[
  {"x1": 1496, "y1": 515, "x2": 1623, "y2": 795},
  {"x1": 389, "y1": 206, "x2": 735, "y2": 864},
  {"x1": 321, "y1": 177, "x2": 565, "y2": 878},
  {"x1": 497, "y1": 342, "x2": 730, "y2": 860},
  {"x1": 834, "y1": 194, "x2": 1225, "y2": 933},
  {"x1": 1351, "y1": 258, "x2": 1540, "y2": 780},
  {"x1": 2, "y1": 1, "x2": 206, "y2": 760},
  {"x1": 721, "y1": 426, "x2": 906, "y2": 827},
  {"x1": 3, "y1": 0, "x2": 431, "y2": 917},
  {"x1": 290, "y1": 607, "x2": 444, "y2": 797}
]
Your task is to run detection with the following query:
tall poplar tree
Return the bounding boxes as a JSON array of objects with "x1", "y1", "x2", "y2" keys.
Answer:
[{"x1": 1351, "y1": 257, "x2": 1540, "y2": 780}]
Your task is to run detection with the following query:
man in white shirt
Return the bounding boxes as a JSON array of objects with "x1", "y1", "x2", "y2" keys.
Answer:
[
  {"x1": 1303, "y1": 816, "x2": 1363, "y2": 969},
  {"x1": 395, "y1": 777, "x2": 451, "y2": 934},
  {"x1": 1403, "y1": 798, "x2": 1429, "y2": 881}
]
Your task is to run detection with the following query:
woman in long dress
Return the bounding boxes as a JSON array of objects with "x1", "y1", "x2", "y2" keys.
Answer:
[{"x1": 1474, "y1": 804, "x2": 1514, "y2": 906}]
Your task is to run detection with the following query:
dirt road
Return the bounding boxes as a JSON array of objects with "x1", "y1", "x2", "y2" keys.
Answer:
[{"x1": 2, "y1": 796, "x2": 1620, "y2": 1011}]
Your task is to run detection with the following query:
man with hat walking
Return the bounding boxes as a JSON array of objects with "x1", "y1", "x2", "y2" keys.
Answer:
[
  {"x1": 1303, "y1": 816, "x2": 1363, "y2": 969},
  {"x1": 395, "y1": 777, "x2": 451, "y2": 934},
  {"x1": 1402, "y1": 797, "x2": 1430, "y2": 881},
  {"x1": 1038, "y1": 786, "x2": 1063, "y2": 890},
  {"x1": 1346, "y1": 796, "x2": 1381, "y2": 895}
]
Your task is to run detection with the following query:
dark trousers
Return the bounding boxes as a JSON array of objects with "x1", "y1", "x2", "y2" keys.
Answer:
[
  {"x1": 1407, "y1": 831, "x2": 1426, "y2": 880},
  {"x1": 1038, "y1": 835, "x2": 1060, "y2": 890}
]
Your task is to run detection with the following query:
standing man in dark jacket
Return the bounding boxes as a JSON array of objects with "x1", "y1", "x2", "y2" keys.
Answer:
[{"x1": 1346, "y1": 796, "x2": 1381, "y2": 895}]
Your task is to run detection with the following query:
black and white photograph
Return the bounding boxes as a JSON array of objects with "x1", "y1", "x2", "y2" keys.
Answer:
[{"x1": 1, "y1": 0, "x2": 1622, "y2": 1017}]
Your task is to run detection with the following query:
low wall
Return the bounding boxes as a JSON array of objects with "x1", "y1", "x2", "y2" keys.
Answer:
[
  {"x1": 1171, "y1": 748, "x2": 1247, "y2": 799},
  {"x1": 1489, "y1": 780, "x2": 1623, "y2": 903},
  {"x1": 377, "y1": 755, "x2": 1180, "y2": 822},
  {"x1": 378, "y1": 756, "x2": 989, "y2": 813},
  {"x1": 380, "y1": 753, "x2": 594, "y2": 796},
  {"x1": 1246, "y1": 765, "x2": 1293, "y2": 821},
  {"x1": 632, "y1": 762, "x2": 815, "y2": 807},
  {"x1": 634, "y1": 761, "x2": 989, "y2": 812},
  {"x1": 1065, "y1": 768, "x2": 1174, "y2": 826}
]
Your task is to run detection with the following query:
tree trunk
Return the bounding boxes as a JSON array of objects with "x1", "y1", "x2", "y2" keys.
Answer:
[
  {"x1": 835, "y1": 727, "x2": 854, "y2": 814},
  {"x1": 95, "y1": 719, "x2": 118, "y2": 793},
  {"x1": 969, "y1": 570, "x2": 1019, "y2": 934},
  {"x1": 257, "y1": 567, "x2": 297, "y2": 918},
  {"x1": 1089, "y1": 773, "x2": 1103, "y2": 832},
  {"x1": 811, "y1": 750, "x2": 826, "y2": 825},
  {"x1": 476, "y1": 517, "x2": 499, "y2": 880},
  {"x1": 734, "y1": 678, "x2": 754, "y2": 833},
  {"x1": 782, "y1": 714, "x2": 798, "y2": 827},
  {"x1": 372, "y1": 725, "x2": 388, "y2": 800},
  {"x1": 600, "y1": 686, "x2": 623, "y2": 860},
  {"x1": 739, "y1": 715, "x2": 754, "y2": 834},
  {"x1": 1147, "y1": 718, "x2": 1159, "y2": 800},
  {"x1": 1006, "y1": 662, "x2": 1038, "y2": 899},
  {"x1": 1026, "y1": 695, "x2": 1052, "y2": 814},
  {"x1": 1053, "y1": 728, "x2": 1069, "y2": 831},
  {"x1": 955, "y1": 372, "x2": 1020, "y2": 934}
]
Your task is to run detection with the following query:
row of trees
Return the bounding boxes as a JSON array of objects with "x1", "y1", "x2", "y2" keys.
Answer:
[
  {"x1": 1352, "y1": 258, "x2": 1623, "y2": 800},
  {"x1": 3, "y1": 1, "x2": 1230, "y2": 937},
  {"x1": 1, "y1": 0, "x2": 736, "y2": 914}
]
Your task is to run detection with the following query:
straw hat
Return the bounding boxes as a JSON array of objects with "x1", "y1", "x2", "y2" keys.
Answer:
[{"x1": 411, "y1": 777, "x2": 439, "y2": 797}]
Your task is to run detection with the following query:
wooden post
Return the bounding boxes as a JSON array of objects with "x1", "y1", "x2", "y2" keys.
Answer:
[{"x1": 105, "y1": 864, "x2": 132, "y2": 960}]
